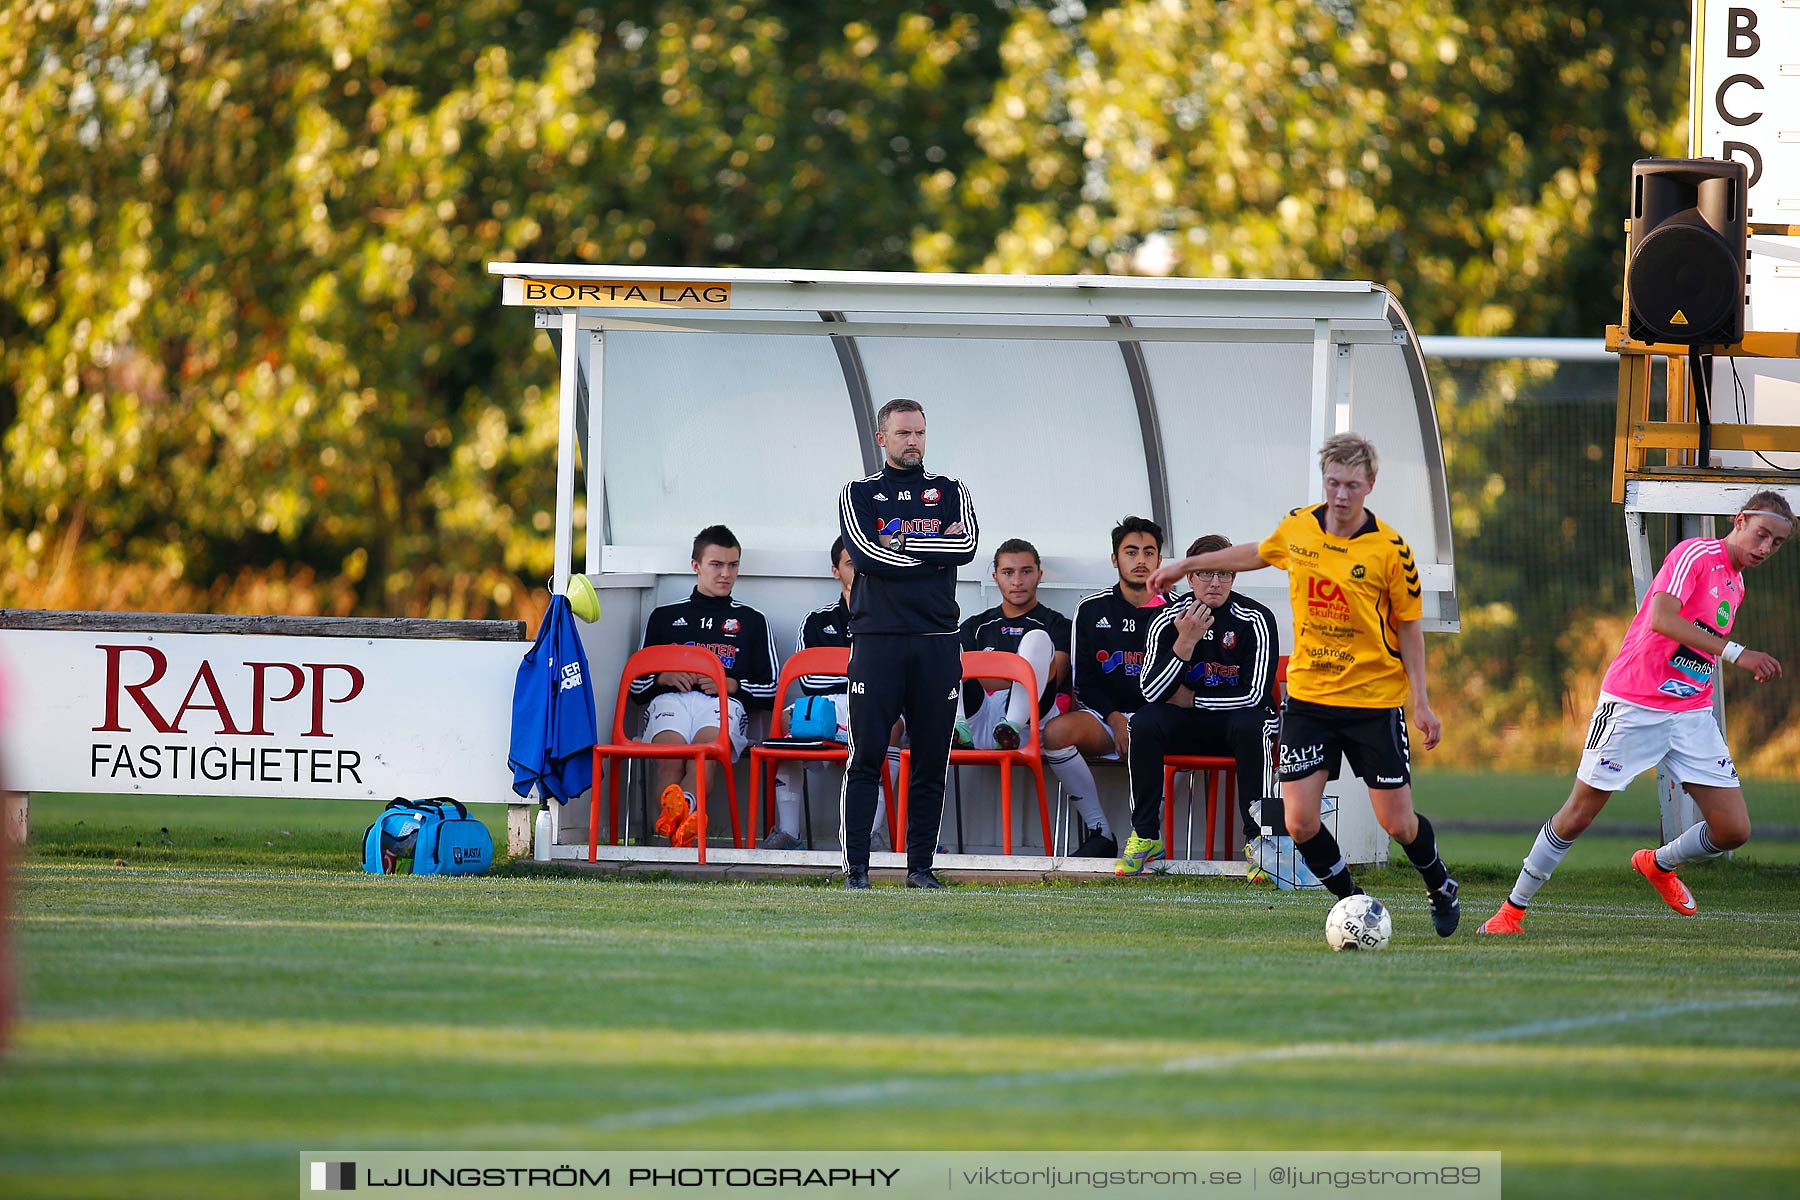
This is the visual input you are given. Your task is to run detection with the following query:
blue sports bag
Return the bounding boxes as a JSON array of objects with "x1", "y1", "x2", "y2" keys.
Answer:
[
  {"x1": 361, "y1": 798, "x2": 494, "y2": 876},
  {"x1": 786, "y1": 696, "x2": 840, "y2": 741}
]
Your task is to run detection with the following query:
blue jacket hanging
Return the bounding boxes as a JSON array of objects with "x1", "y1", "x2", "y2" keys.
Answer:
[{"x1": 508, "y1": 594, "x2": 598, "y2": 803}]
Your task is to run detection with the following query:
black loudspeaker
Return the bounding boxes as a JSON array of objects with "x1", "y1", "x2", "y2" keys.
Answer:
[{"x1": 1626, "y1": 158, "x2": 1748, "y2": 345}]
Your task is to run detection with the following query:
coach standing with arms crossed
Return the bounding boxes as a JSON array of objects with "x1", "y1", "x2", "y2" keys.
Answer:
[{"x1": 838, "y1": 398, "x2": 979, "y2": 889}]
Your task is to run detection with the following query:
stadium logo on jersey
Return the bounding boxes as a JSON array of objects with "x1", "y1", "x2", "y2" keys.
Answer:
[
  {"x1": 923, "y1": 487, "x2": 941, "y2": 505},
  {"x1": 1657, "y1": 678, "x2": 1703, "y2": 700},
  {"x1": 1221, "y1": 631, "x2": 1236, "y2": 649},
  {"x1": 723, "y1": 618, "x2": 740, "y2": 635},
  {"x1": 1096, "y1": 650, "x2": 1143, "y2": 676},
  {"x1": 1094, "y1": 618, "x2": 1111, "y2": 629},
  {"x1": 1598, "y1": 757, "x2": 1624, "y2": 773}
]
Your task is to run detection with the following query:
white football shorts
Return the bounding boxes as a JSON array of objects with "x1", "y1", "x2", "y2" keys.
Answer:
[
  {"x1": 1576, "y1": 692, "x2": 1739, "y2": 791},
  {"x1": 643, "y1": 690, "x2": 749, "y2": 760}
]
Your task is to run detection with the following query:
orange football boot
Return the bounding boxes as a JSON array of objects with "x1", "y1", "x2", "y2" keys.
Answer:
[{"x1": 1632, "y1": 848, "x2": 1697, "y2": 915}]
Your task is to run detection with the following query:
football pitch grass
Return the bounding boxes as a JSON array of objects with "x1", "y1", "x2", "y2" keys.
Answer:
[{"x1": 3, "y1": 771, "x2": 1798, "y2": 1200}]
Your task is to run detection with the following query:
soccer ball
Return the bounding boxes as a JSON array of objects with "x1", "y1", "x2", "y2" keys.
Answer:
[{"x1": 1325, "y1": 894, "x2": 1392, "y2": 951}]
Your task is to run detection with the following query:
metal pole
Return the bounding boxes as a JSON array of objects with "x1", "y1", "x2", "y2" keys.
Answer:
[
  {"x1": 552, "y1": 310, "x2": 580, "y2": 594},
  {"x1": 1655, "y1": 513, "x2": 1715, "y2": 841},
  {"x1": 1308, "y1": 319, "x2": 1333, "y2": 503},
  {"x1": 584, "y1": 331, "x2": 605, "y2": 575}
]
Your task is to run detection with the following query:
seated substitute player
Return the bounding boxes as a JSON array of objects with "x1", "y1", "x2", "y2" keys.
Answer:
[
  {"x1": 1042, "y1": 515, "x2": 1171, "y2": 859},
  {"x1": 1116, "y1": 535, "x2": 1281, "y2": 876},
  {"x1": 954, "y1": 537, "x2": 1071, "y2": 747},
  {"x1": 629, "y1": 524, "x2": 777, "y2": 846},
  {"x1": 1480, "y1": 492, "x2": 1791, "y2": 934},
  {"x1": 959, "y1": 538, "x2": 1123, "y2": 858},
  {"x1": 1150, "y1": 433, "x2": 1461, "y2": 935},
  {"x1": 763, "y1": 537, "x2": 896, "y2": 851}
]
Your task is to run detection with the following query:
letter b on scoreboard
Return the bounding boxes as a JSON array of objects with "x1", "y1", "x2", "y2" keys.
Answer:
[{"x1": 1626, "y1": 157, "x2": 1749, "y2": 346}]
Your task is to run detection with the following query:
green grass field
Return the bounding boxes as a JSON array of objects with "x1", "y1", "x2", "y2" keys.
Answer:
[{"x1": 4, "y1": 770, "x2": 1798, "y2": 1200}]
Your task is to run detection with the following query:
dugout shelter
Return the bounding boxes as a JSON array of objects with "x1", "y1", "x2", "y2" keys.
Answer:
[{"x1": 488, "y1": 263, "x2": 1458, "y2": 873}]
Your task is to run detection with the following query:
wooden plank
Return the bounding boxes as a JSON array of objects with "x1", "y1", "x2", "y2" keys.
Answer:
[
  {"x1": 1606, "y1": 326, "x2": 1800, "y2": 359},
  {"x1": 1611, "y1": 355, "x2": 1640, "y2": 503},
  {"x1": 0, "y1": 610, "x2": 526, "y2": 640},
  {"x1": 1630, "y1": 423, "x2": 1800, "y2": 453},
  {"x1": 1624, "y1": 465, "x2": 1800, "y2": 486}
]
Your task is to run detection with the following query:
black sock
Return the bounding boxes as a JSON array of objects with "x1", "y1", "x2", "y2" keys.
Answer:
[
  {"x1": 1296, "y1": 827, "x2": 1357, "y2": 899},
  {"x1": 1401, "y1": 812, "x2": 1451, "y2": 893}
]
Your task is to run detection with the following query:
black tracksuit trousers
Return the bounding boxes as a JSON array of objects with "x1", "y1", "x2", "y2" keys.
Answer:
[
  {"x1": 841, "y1": 632, "x2": 961, "y2": 871},
  {"x1": 1127, "y1": 704, "x2": 1279, "y2": 840}
]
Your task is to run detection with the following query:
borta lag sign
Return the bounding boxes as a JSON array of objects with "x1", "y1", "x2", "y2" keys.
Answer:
[{"x1": 90, "y1": 644, "x2": 368, "y2": 787}]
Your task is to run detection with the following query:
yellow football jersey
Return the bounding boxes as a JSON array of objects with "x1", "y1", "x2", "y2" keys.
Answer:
[{"x1": 1257, "y1": 504, "x2": 1423, "y2": 708}]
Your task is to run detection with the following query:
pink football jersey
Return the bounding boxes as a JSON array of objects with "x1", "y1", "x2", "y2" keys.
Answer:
[{"x1": 1600, "y1": 538, "x2": 1744, "y2": 711}]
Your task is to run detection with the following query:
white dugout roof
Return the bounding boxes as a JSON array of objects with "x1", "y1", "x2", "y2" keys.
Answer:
[{"x1": 488, "y1": 264, "x2": 1459, "y2": 629}]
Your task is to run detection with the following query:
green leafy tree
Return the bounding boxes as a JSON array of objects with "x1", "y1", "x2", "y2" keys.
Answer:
[
  {"x1": 923, "y1": 0, "x2": 1687, "y2": 337},
  {"x1": 1, "y1": 0, "x2": 1007, "y2": 613}
]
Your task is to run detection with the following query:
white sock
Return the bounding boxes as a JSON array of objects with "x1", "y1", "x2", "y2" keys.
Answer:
[
  {"x1": 1044, "y1": 744, "x2": 1110, "y2": 836},
  {"x1": 1655, "y1": 822, "x2": 1725, "y2": 870},
  {"x1": 773, "y1": 765, "x2": 803, "y2": 837},
  {"x1": 1008, "y1": 629, "x2": 1055, "y2": 727},
  {"x1": 1508, "y1": 820, "x2": 1573, "y2": 908}
]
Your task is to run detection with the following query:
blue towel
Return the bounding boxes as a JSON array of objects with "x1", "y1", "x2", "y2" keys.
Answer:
[{"x1": 508, "y1": 594, "x2": 598, "y2": 802}]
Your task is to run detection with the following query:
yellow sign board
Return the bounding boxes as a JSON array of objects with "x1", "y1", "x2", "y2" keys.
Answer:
[{"x1": 505, "y1": 278, "x2": 732, "y2": 308}]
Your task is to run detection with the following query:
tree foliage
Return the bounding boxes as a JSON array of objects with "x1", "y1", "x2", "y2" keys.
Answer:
[
  {"x1": 922, "y1": 0, "x2": 1688, "y2": 338},
  {"x1": 1, "y1": 0, "x2": 1006, "y2": 614}
]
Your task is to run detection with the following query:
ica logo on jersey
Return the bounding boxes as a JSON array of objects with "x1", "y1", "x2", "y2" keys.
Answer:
[{"x1": 1306, "y1": 576, "x2": 1351, "y2": 618}]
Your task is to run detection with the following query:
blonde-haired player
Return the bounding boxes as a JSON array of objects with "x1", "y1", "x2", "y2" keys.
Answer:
[
  {"x1": 1151, "y1": 432, "x2": 1461, "y2": 935},
  {"x1": 1480, "y1": 492, "x2": 1791, "y2": 934}
]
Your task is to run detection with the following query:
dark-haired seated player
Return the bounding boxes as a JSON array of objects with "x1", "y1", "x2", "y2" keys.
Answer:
[
  {"x1": 1118, "y1": 534, "x2": 1280, "y2": 876},
  {"x1": 764, "y1": 536, "x2": 895, "y2": 851},
  {"x1": 629, "y1": 524, "x2": 777, "y2": 846},
  {"x1": 954, "y1": 537, "x2": 1071, "y2": 746},
  {"x1": 1041, "y1": 515, "x2": 1171, "y2": 858}
]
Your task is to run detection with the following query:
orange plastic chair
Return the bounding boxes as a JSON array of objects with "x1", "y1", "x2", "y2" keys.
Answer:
[
  {"x1": 747, "y1": 647, "x2": 896, "y2": 845},
  {"x1": 1160, "y1": 656, "x2": 1287, "y2": 861},
  {"x1": 896, "y1": 649, "x2": 1051, "y2": 856},
  {"x1": 589, "y1": 644, "x2": 741, "y2": 864}
]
